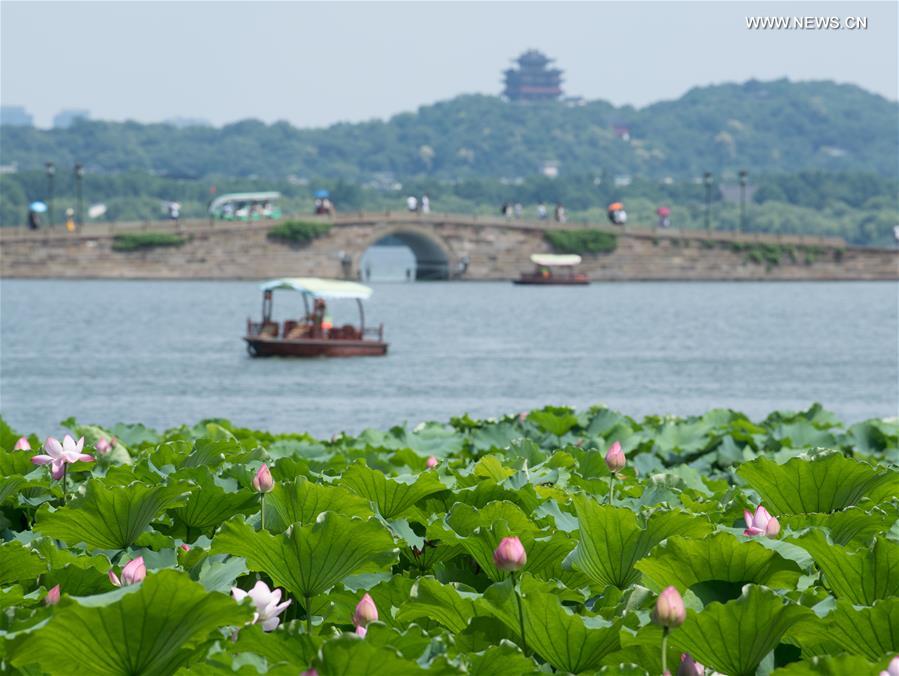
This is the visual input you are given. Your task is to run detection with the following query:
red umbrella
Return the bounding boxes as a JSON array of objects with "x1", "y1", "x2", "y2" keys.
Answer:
[{"x1": 656, "y1": 206, "x2": 671, "y2": 216}]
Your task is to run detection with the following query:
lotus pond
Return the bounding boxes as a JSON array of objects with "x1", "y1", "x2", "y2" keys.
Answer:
[{"x1": 1, "y1": 404, "x2": 898, "y2": 675}]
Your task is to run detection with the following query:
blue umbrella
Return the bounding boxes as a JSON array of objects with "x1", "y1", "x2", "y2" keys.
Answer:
[
  {"x1": 29, "y1": 201, "x2": 48, "y2": 213},
  {"x1": 314, "y1": 189, "x2": 330, "y2": 198}
]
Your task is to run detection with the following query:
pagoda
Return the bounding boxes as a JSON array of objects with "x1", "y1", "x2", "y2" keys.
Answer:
[{"x1": 502, "y1": 50, "x2": 563, "y2": 102}]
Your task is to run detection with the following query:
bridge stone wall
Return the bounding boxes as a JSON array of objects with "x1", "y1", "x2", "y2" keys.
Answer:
[{"x1": 1, "y1": 213, "x2": 896, "y2": 281}]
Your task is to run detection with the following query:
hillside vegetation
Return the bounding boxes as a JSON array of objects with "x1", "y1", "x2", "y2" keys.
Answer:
[{"x1": 2, "y1": 79, "x2": 896, "y2": 180}]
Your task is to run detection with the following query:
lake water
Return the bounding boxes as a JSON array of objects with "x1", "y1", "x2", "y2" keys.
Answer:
[{"x1": 1, "y1": 278, "x2": 896, "y2": 437}]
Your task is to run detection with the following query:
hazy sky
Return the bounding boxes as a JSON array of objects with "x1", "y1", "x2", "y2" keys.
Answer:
[{"x1": 2, "y1": 1, "x2": 896, "y2": 129}]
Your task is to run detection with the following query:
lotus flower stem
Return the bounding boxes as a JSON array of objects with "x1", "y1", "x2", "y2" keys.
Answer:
[
  {"x1": 661, "y1": 626, "x2": 669, "y2": 674},
  {"x1": 608, "y1": 474, "x2": 615, "y2": 505},
  {"x1": 305, "y1": 594, "x2": 312, "y2": 634},
  {"x1": 261, "y1": 494, "x2": 266, "y2": 531},
  {"x1": 510, "y1": 571, "x2": 528, "y2": 656},
  {"x1": 61, "y1": 465, "x2": 68, "y2": 505}
]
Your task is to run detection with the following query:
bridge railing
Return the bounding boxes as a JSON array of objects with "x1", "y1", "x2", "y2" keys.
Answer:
[{"x1": 0, "y1": 209, "x2": 852, "y2": 249}]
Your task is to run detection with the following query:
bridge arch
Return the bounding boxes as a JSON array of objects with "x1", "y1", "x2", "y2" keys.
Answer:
[{"x1": 356, "y1": 223, "x2": 453, "y2": 280}]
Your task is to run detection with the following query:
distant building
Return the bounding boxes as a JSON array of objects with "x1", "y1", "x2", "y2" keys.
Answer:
[
  {"x1": 503, "y1": 50, "x2": 563, "y2": 102},
  {"x1": 0, "y1": 105, "x2": 33, "y2": 127},
  {"x1": 53, "y1": 109, "x2": 90, "y2": 128}
]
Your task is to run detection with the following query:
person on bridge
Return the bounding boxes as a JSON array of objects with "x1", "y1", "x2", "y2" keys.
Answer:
[
  {"x1": 537, "y1": 202, "x2": 548, "y2": 220},
  {"x1": 28, "y1": 209, "x2": 41, "y2": 230},
  {"x1": 554, "y1": 203, "x2": 567, "y2": 223},
  {"x1": 65, "y1": 208, "x2": 76, "y2": 232},
  {"x1": 421, "y1": 194, "x2": 430, "y2": 214}
]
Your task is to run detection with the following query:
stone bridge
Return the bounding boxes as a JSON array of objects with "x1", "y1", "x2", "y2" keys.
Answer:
[{"x1": 1, "y1": 212, "x2": 896, "y2": 281}]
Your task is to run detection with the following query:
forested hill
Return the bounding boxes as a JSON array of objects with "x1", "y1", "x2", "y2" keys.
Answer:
[{"x1": 2, "y1": 79, "x2": 896, "y2": 180}]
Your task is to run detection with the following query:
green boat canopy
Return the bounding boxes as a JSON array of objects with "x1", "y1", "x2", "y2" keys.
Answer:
[
  {"x1": 209, "y1": 192, "x2": 281, "y2": 215},
  {"x1": 260, "y1": 278, "x2": 373, "y2": 300},
  {"x1": 530, "y1": 254, "x2": 582, "y2": 266}
]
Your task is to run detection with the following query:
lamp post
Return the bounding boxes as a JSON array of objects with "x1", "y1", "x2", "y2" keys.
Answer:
[
  {"x1": 703, "y1": 172, "x2": 713, "y2": 230},
  {"x1": 45, "y1": 162, "x2": 56, "y2": 227},
  {"x1": 738, "y1": 169, "x2": 748, "y2": 231},
  {"x1": 74, "y1": 163, "x2": 84, "y2": 228}
]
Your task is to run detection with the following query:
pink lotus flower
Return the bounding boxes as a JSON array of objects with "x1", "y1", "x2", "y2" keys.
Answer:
[
  {"x1": 426, "y1": 456, "x2": 438, "y2": 469},
  {"x1": 678, "y1": 653, "x2": 704, "y2": 676},
  {"x1": 653, "y1": 586, "x2": 686, "y2": 628},
  {"x1": 252, "y1": 464, "x2": 274, "y2": 493},
  {"x1": 353, "y1": 593, "x2": 378, "y2": 636},
  {"x1": 605, "y1": 441, "x2": 626, "y2": 472},
  {"x1": 94, "y1": 437, "x2": 112, "y2": 454},
  {"x1": 32, "y1": 435, "x2": 94, "y2": 480},
  {"x1": 14, "y1": 436, "x2": 31, "y2": 451},
  {"x1": 493, "y1": 536, "x2": 527, "y2": 572},
  {"x1": 743, "y1": 505, "x2": 780, "y2": 538},
  {"x1": 881, "y1": 656, "x2": 899, "y2": 676},
  {"x1": 231, "y1": 581, "x2": 291, "y2": 631},
  {"x1": 44, "y1": 584, "x2": 61, "y2": 606},
  {"x1": 109, "y1": 556, "x2": 146, "y2": 587}
]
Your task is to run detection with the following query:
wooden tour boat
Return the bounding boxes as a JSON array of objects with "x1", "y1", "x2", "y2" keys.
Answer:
[
  {"x1": 514, "y1": 254, "x2": 590, "y2": 285},
  {"x1": 245, "y1": 278, "x2": 388, "y2": 357}
]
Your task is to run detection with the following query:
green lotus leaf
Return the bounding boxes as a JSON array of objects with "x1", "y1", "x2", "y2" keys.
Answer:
[
  {"x1": 737, "y1": 452, "x2": 899, "y2": 514},
  {"x1": 825, "y1": 597, "x2": 899, "y2": 659},
  {"x1": 170, "y1": 471, "x2": 259, "y2": 540},
  {"x1": 564, "y1": 495, "x2": 713, "y2": 588},
  {"x1": 467, "y1": 643, "x2": 541, "y2": 675},
  {"x1": 211, "y1": 513, "x2": 397, "y2": 601},
  {"x1": 9, "y1": 570, "x2": 251, "y2": 675},
  {"x1": 264, "y1": 476, "x2": 373, "y2": 533},
  {"x1": 771, "y1": 654, "x2": 879, "y2": 675},
  {"x1": 670, "y1": 585, "x2": 816, "y2": 676},
  {"x1": 477, "y1": 575, "x2": 620, "y2": 674},
  {"x1": 527, "y1": 406, "x2": 579, "y2": 437},
  {"x1": 34, "y1": 480, "x2": 187, "y2": 550},
  {"x1": 316, "y1": 633, "x2": 427, "y2": 675},
  {"x1": 394, "y1": 577, "x2": 477, "y2": 633},
  {"x1": 0, "y1": 447, "x2": 35, "y2": 476},
  {"x1": 0, "y1": 541, "x2": 45, "y2": 585},
  {"x1": 0, "y1": 476, "x2": 25, "y2": 505},
  {"x1": 227, "y1": 624, "x2": 318, "y2": 671},
  {"x1": 341, "y1": 461, "x2": 446, "y2": 519},
  {"x1": 635, "y1": 532, "x2": 803, "y2": 597},
  {"x1": 781, "y1": 505, "x2": 899, "y2": 546},
  {"x1": 793, "y1": 531, "x2": 899, "y2": 604}
]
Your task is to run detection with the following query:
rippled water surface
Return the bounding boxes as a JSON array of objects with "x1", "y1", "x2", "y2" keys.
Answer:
[{"x1": 1, "y1": 279, "x2": 896, "y2": 436}]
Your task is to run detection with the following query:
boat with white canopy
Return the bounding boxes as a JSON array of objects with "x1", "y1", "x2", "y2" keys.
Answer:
[
  {"x1": 514, "y1": 254, "x2": 590, "y2": 285},
  {"x1": 244, "y1": 278, "x2": 387, "y2": 357}
]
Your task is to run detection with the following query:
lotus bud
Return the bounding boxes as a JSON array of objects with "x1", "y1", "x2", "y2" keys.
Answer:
[
  {"x1": 95, "y1": 437, "x2": 112, "y2": 454},
  {"x1": 493, "y1": 536, "x2": 527, "y2": 572},
  {"x1": 252, "y1": 463, "x2": 274, "y2": 493},
  {"x1": 45, "y1": 584, "x2": 61, "y2": 606},
  {"x1": 14, "y1": 436, "x2": 31, "y2": 451},
  {"x1": 605, "y1": 441, "x2": 626, "y2": 472},
  {"x1": 353, "y1": 593, "x2": 378, "y2": 630},
  {"x1": 743, "y1": 505, "x2": 780, "y2": 538},
  {"x1": 301, "y1": 670, "x2": 319, "y2": 676},
  {"x1": 179, "y1": 543, "x2": 190, "y2": 552},
  {"x1": 355, "y1": 625, "x2": 367, "y2": 638},
  {"x1": 880, "y1": 656, "x2": 899, "y2": 676},
  {"x1": 653, "y1": 586, "x2": 686, "y2": 628},
  {"x1": 110, "y1": 556, "x2": 146, "y2": 587},
  {"x1": 426, "y1": 456, "x2": 438, "y2": 469},
  {"x1": 678, "y1": 653, "x2": 704, "y2": 676}
]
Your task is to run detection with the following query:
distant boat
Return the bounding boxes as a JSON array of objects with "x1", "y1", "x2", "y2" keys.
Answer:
[
  {"x1": 513, "y1": 254, "x2": 590, "y2": 285},
  {"x1": 244, "y1": 278, "x2": 388, "y2": 357}
]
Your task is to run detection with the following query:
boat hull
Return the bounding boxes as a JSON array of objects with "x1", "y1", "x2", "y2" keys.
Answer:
[
  {"x1": 245, "y1": 336, "x2": 388, "y2": 357},
  {"x1": 513, "y1": 275, "x2": 590, "y2": 285}
]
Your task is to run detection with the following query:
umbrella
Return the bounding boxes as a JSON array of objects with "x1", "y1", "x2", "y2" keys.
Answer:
[
  {"x1": 314, "y1": 189, "x2": 330, "y2": 198},
  {"x1": 657, "y1": 206, "x2": 671, "y2": 216},
  {"x1": 608, "y1": 202, "x2": 624, "y2": 212},
  {"x1": 29, "y1": 201, "x2": 48, "y2": 213}
]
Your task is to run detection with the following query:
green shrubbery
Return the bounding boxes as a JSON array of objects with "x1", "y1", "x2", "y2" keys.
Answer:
[
  {"x1": 111, "y1": 232, "x2": 187, "y2": 252},
  {"x1": 544, "y1": 229, "x2": 618, "y2": 255},
  {"x1": 267, "y1": 220, "x2": 332, "y2": 245}
]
